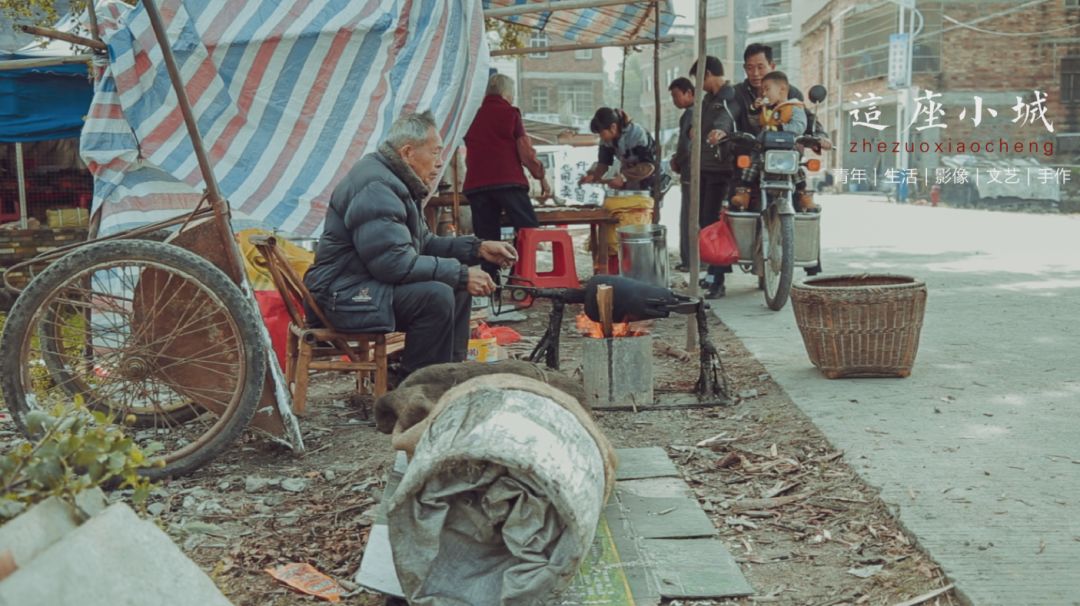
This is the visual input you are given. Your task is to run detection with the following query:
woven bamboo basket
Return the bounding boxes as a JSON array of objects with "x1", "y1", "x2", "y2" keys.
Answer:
[{"x1": 791, "y1": 275, "x2": 927, "y2": 379}]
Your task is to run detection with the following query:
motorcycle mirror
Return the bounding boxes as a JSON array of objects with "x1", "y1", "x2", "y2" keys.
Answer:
[{"x1": 808, "y1": 85, "x2": 827, "y2": 104}]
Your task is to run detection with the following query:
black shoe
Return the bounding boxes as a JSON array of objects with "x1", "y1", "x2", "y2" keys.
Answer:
[
  {"x1": 699, "y1": 278, "x2": 711, "y2": 289},
  {"x1": 706, "y1": 283, "x2": 726, "y2": 299},
  {"x1": 675, "y1": 263, "x2": 689, "y2": 272}
]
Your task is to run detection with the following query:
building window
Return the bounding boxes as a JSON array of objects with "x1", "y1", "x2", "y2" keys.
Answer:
[
  {"x1": 1064, "y1": 57, "x2": 1080, "y2": 103},
  {"x1": 706, "y1": 36, "x2": 727, "y2": 61},
  {"x1": 771, "y1": 42, "x2": 784, "y2": 66},
  {"x1": 574, "y1": 48, "x2": 593, "y2": 60},
  {"x1": 531, "y1": 87, "x2": 549, "y2": 113},
  {"x1": 706, "y1": 0, "x2": 727, "y2": 18},
  {"x1": 1068, "y1": 0, "x2": 1080, "y2": 8},
  {"x1": 558, "y1": 83, "x2": 594, "y2": 116},
  {"x1": 529, "y1": 31, "x2": 549, "y2": 58}
]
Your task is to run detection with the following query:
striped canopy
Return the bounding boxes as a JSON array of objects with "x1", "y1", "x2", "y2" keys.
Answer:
[
  {"x1": 81, "y1": 0, "x2": 489, "y2": 237},
  {"x1": 483, "y1": 0, "x2": 675, "y2": 44}
]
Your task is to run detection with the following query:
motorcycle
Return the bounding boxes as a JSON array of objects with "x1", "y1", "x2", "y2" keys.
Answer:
[{"x1": 719, "y1": 84, "x2": 828, "y2": 311}]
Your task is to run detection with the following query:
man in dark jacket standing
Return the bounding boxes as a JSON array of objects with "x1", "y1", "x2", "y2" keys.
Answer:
[
  {"x1": 689, "y1": 56, "x2": 743, "y2": 298},
  {"x1": 304, "y1": 111, "x2": 517, "y2": 377},
  {"x1": 464, "y1": 74, "x2": 550, "y2": 284},
  {"x1": 667, "y1": 77, "x2": 695, "y2": 272}
]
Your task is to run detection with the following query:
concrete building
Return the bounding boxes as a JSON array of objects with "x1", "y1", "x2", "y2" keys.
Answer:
[
  {"x1": 799, "y1": 0, "x2": 1079, "y2": 179},
  {"x1": 517, "y1": 31, "x2": 606, "y2": 132}
]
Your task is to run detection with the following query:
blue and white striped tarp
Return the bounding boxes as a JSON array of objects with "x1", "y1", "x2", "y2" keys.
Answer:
[
  {"x1": 483, "y1": 0, "x2": 675, "y2": 44},
  {"x1": 81, "y1": 0, "x2": 490, "y2": 237}
]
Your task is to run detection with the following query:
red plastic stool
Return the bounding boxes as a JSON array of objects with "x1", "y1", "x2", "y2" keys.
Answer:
[{"x1": 511, "y1": 227, "x2": 580, "y2": 289}]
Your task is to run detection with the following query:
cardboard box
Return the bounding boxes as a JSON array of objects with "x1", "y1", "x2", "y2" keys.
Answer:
[{"x1": 467, "y1": 337, "x2": 500, "y2": 363}]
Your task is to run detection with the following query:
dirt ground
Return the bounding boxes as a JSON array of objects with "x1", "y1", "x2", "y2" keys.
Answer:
[{"x1": 12, "y1": 297, "x2": 947, "y2": 606}]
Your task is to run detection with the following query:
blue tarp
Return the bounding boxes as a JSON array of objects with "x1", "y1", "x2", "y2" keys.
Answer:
[{"x1": 0, "y1": 54, "x2": 93, "y2": 143}]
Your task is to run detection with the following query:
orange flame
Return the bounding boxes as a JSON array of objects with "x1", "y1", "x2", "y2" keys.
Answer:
[{"x1": 575, "y1": 313, "x2": 649, "y2": 339}]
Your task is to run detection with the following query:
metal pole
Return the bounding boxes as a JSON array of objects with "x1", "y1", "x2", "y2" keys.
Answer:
[
  {"x1": 686, "y1": 0, "x2": 706, "y2": 351},
  {"x1": 141, "y1": 0, "x2": 244, "y2": 280},
  {"x1": 895, "y1": 6, "x2": 907, "y2": 201},
  {"x1": 651, "y1": 0, "x2": 661, "y2": 220},
  {"x1": 485, "y1": 0, "x2": 644, "y2": 18},
  {"x1": 490, "y1": 35, "x2": 674, "y2": 56},
  {"x1": 15, "y1": 142, "x2": 28, "y2": 229}
]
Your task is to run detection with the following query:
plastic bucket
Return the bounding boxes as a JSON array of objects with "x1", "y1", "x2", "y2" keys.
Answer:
[
  {"x1": 616, "y1": 224, "x2": 669, "y2": 288},
  {"x1": 726, "y1": 211, "x2": 757, "y2": 262}
]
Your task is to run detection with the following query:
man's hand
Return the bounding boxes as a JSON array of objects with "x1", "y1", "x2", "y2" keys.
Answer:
[
  {"x1": 607, "y1": 173, "x2": 626, "y2": 189},
  {"x1": 539, "y1": 177, "x2": 552, "y2": 200},
  {"x1": 578, "y1": 173, "x2": 596, "y2": 185},
  {"x1": 479, "y1": 240, "x2": 518, "y2": 268},
  {"x1": 467, "y1": 267, "x2": 496, "y2": 296},
  {"x1": 707, "y1": 129, "x2": 727, "y2": 145},
  {"x1": 670, "y1": 157, "x2": 680, "y2": 175},
  {"x1": 817, "y1": 137, "x2": 833, "y2": 152}
]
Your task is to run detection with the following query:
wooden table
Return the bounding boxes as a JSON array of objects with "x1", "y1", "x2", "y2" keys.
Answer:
[{"x1": 425, "y1": 194, "x2": 617, "y2": 273}]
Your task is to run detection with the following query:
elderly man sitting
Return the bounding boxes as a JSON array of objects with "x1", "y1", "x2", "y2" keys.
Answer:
[{"x1": 303, "y1": 111, "x2": 517, "y2": 379}]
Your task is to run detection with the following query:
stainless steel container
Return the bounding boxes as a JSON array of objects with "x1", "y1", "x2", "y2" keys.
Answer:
[
  {"x1": 794, "y1": 211, "x2": 821, "y2": 266},
  {"x1": 616, "y1": 224, "x2": 669, "y2": 288},
  {"x1": 726, "y1": 211, "x2": 758, "y2": 262}
]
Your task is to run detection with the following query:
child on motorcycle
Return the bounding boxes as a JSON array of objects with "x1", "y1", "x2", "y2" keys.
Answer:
[{"x1": 730, "y1": 71, "x2": 818, "y2": 212}]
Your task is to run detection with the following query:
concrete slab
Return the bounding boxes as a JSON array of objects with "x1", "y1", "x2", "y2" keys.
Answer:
[
  {"x1": 0, "y1": 503, "x2": 231, "y2": 606},
  {"x1": 645, "y1": 538, "x2": 753, "y2": 599},
  {"x1": 0, "y1": 488, "x2": 106, "y2": 569},
  {"x1": 613, "y1": 447, "x2": 679, "y2": 480},
  {"x1": 715, "y1": 196, "x2": 1080, "y2": 605},
  {"x1": 616, "y1": 494, "x2": 716, "y2": 539}
]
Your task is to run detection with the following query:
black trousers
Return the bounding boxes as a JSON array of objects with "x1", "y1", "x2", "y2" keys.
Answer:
[
  {"x1": 701, "y1": 171, "x2": 734, "y2": 282},
  {"x1": 679, "y1": 181, "x2": 690, "y2": 267},
  {"x1": 468, "y1": 187, "x2": 539, "y2": 283},
  {"x1": 393, "y1": 281, "x2": 471, "y2": 374}
]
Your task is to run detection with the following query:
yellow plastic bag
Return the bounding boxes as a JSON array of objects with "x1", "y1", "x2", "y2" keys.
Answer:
[{"x1": 236, "y1": 228, "x2": 315, "y2": 291}]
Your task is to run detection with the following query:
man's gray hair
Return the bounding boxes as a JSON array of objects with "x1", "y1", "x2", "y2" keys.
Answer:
[
  {"x1": 385, "y1": 110, "x2": 437, "y2": 149},
  {"x1": 486, "y1": 73, "x2": 514, "y2": 100}
]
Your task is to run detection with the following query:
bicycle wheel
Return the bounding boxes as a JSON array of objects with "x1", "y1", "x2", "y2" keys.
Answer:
[
  {"x1": 0, "y1": 239, "x2": 266, "y2": 479},
  {"x1": 37, "y1": 229, "x2": 200, "y2": 427},
  {"x1": 761, "y1": 205, "x2": 795, "y2": 311}
]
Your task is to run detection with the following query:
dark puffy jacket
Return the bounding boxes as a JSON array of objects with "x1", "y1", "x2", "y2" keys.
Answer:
[
  {"x1": 303, "y1": 143, "x2": 480, "y2": 332},
  {"x1": 733, "y1": 79, "x2": 804, "y2": 135},
  {"x1": 700, "y1": 83, "x2": 742, "y2": 173}
]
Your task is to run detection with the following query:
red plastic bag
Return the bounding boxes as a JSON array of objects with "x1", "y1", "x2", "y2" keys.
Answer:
[
  {"x1": 699, "y1": 212, "x2": 740, "y2": 266},
  {"x1": 254, "y1": 290, "x2": 292, "y2": 371},
  {"x1": 471, "y1": 322, "x2": 522, "y2": 346}
]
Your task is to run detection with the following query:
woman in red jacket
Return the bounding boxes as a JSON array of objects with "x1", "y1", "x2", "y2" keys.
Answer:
[{"x1": 463, "y1": 74, "x2": 551, "y2": 284}]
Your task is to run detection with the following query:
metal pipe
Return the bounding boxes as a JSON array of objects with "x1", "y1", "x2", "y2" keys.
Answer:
[
  {"x1": 15, "y1": 142, "x2": 28, "y2": 229},
  {"x1": 490, "y1": 35, "x2": 673, "y2": 56},
  {"x1": 485, "y1": 0, "x2": 646, "y2": 19},
  {"x1": 686, "y1": 0, "x2": 706, "y2": 351}
]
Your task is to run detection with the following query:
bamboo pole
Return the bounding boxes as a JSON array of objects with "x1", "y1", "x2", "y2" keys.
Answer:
[
  {"x1": 651, "y1": 0, "x2": 661, "y2": 222},
  {"x1": 141, "y1": 0, "x2": 245, "y2": 283},
  {"x1": 491, "y1": 35, "x2": 673, "y2": 57},
  {"x1": 0, "y1": 54, "x2": 94, "y2": 71},
  {"x1": 686, "y1": 0, "x2": 706, "y2": 351},
  {"x1": 86, "y1": 0, "x2": 102, "y2": 43},
  {"x1": 18, "y1": 25, "x2": 107, "y2": 51}
]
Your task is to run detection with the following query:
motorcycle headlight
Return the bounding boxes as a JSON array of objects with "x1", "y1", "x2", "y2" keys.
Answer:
[{"x1": 764, "y1": 150, "x2": 800, "y2": 174}]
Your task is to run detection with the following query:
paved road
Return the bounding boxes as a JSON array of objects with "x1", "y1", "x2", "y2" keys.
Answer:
[{"x1": 668, "y1": 195, "x2": 1080, "y2": 605}]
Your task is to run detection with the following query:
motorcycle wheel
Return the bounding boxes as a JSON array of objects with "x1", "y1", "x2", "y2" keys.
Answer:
[{"x1": 761, "y1": 207, "x2": 794, "y2": 311}]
